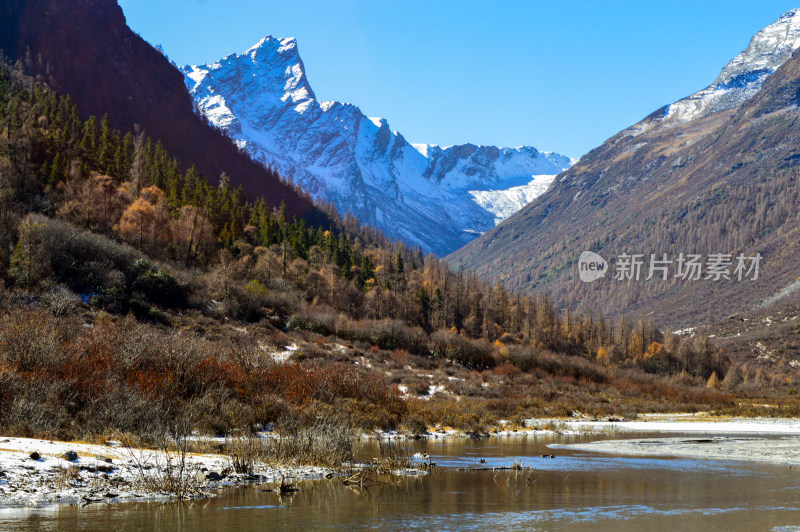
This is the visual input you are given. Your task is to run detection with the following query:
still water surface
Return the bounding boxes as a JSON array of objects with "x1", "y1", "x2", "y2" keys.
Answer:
[{"x1": 2, "y1": 433, "x2": 800, "y2": 531}]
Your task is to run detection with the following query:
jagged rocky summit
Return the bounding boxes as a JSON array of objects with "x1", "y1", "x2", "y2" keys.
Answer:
[{"x1": 181, "y1": 37, "x2": 573, "y2": 255}]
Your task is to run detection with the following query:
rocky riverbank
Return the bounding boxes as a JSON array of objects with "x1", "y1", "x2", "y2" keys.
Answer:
[{"x1": 0, "y1": 437, "x2": 330, "y2": 508}]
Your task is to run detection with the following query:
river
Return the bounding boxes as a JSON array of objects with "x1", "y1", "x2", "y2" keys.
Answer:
[{"x1": 2, "y1": 433, "x2": 800, "y2": 530}]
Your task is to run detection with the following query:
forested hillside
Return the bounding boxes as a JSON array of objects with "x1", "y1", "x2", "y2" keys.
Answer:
[
  {"x1": 0, "y1": 62, "x2": 786, "y2": 442},
  {"x1": 0, "y1": 0, "x2": 323, "y2": 221},
  {"x1": 450, "y1": 44, "x2": 800, "y2": 329}
]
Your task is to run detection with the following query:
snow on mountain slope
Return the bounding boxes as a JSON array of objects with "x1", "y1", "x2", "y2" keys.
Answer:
[
  {"x1": 468, "y1": 174, "x2": 556, "y2": 224},
  {"x1": 661, "y1": 9, "x2": 800, "y2": 125},
  {"x1": 181, "y1": 37, "x2": 572, "y2": 255}
]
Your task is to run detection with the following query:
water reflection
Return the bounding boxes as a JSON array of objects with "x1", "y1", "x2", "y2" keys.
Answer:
[{"x1": 2, "y1": 433, "x2": 800, "y2": 531}]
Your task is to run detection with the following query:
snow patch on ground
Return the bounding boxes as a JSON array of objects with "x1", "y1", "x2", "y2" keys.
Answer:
[
  {"x1": 258, "y1": 343, "x2": 299, "y2": 363},
  {"x1": 0, "y1": 436, "x2": 330, "y2": 508},
  {"x1": 427, "y1": 384, "x2": 445, "y2": 396},
  {"x1": 672, "y1": 327, "x2": 697, "y2": 337},
  {"x1": 536, "y1": 416, "x2": 800, "y2": 435},
  {"x1": 552, "y1": 435, "x2": 800, "y2": 465}
]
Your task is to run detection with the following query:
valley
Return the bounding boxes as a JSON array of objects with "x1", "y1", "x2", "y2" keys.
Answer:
[{"x1": 1, "y1": 2, "x2": 800, "y2": 528}]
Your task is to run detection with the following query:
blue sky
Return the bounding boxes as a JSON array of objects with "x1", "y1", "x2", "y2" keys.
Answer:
[{"x1": 119, "y1": 1, "x2": 799, "y2": 158}]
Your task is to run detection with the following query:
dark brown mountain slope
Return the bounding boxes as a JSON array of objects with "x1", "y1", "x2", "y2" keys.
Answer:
[
  {"x1": 450, "y1": 49, "x2": 800, "y2": 329},
  {"x1": 0, "y1": 0, "x2": 325, "y2": 222}
]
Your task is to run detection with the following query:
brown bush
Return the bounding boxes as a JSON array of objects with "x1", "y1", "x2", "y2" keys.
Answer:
[
  {"x1": 404, "y1": 376, "x2": 431, "y2": 396},
  {"x1": 288, "y1": 307, "x2": 337, "y2": 336},
  {"x1": 0, "y1": 309, "x2": 63, "y2": 372},
  {"x1": 335, "y1": 318, "x2": 428, "y2": 356},
  {"x1": 430, "y1": 329, "x2": 495, "y2": 369}
]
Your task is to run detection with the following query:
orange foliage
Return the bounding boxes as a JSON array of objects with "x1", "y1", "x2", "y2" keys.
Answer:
[
  {"x1": 494, "y1": 362, "x2": 522, "y2": 377},
  {"x1": 116, "y1": 186, "x2": 171, "y2": 252},
  {"x1": 644, "y1": 342, "x2": 665, "y2": 359}
]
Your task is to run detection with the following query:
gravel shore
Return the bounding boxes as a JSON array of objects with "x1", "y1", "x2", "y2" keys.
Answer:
[{"x1": 0, "y1": 436, "x2": 330, "y2": 508}]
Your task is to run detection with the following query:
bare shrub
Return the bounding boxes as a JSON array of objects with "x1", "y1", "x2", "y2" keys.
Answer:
[
  {"x1": 0, "y1": 309, "x2": 61, "y2": 371},
  {"x1": 0, "y1": 282, "x2": 8, "y2": 311},
  {"x1": 505, "y1": 345, "x2": 540, "y2": 372},
  {"x1": 669, "y1": 370, "x2": 697, "y2": 387},
  {"x1": 292, "y1": 342, "x2": 332, "y2": 362},
  {"x1": 268, "y1": 331, "x2": 291, "y2": 348},
  {"x1": 263, "y1": 290, "x2": 300, "y2": 320},
  {"x1": 404, "y1": 376, "x2": 431, "y2": 396},
  {"x1": 722, "y1": 365, "x2": 743, "y2": 390},
  {"x1": 336, "y1": 318, "x2": 428, "y2": 356},
  {"x1": 55, "y1": 464, "x2": 83, "y2": 489},
  {"x1": 374, "y1": 439, "x2": 414, "y2": 472},
  {"x1": 430, "y1": 329, "x2": 495, "y2": 369},
  {"x1": 261, "y1": 408, "x2": 355, "y2": 467},
  {"x1": 79, "y1": 387, "x2": 173, "y2": 442},
  {"x1": 5, "y1": 380, "x2": 75, "y2": 438},
  {"x1": 403, "y1": 415, "x2": 428, "y2": 435},
  {"x1": 387, "y1": 349, "x2": 410, "y2": 369},
  {"x1": 226, "y1": 434, "x2": 265, "y2": 475},
  {"x1": 40, "y1": 286, "x2": 82, "y2": 316},
  {"x1": 288, "y1": 308, "x2": 337, "y2": 336},
  {"x1": 505, "y1": 345, "x2": 608, "y2": 383},
  {"x1": 121, "y1": 414, "x2": 201, "y2": 500}
]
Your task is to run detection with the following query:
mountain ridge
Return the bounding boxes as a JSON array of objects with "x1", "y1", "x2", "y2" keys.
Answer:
[
  {"x1": 181, "y1": 35, "x2": 573, "y2": 255},
  {"x1": 630, "y1": 8, "x2": 800, "y2": 131},
  {"x1": 449, "y1": 8, "x2": 800, "y2": 328}
]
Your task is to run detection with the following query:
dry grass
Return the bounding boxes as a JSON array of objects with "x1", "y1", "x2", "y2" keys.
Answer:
[
  {"x1": 260, "y1": 412, "x2": 356, "y2": 468},
  {"x1": 225, "y1": 434, "x2": 264, "y2": 475},
  {"x1": 54, "y1": 464, "x2": 83, "y2": 489},
  {"x1": 119, "y1": 420, "x2": 201, "y2": 500}
]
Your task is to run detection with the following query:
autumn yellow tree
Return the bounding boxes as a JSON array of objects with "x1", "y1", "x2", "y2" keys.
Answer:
[
  {"x1": 116, "y1": 186, "x2": 171, "y2": 253},
  {"x1": 596, "y1": 346, "x2": 609, "y2": 365},
  {"x1": 117, "y1": 197, "x2": 157, "y2": 251}
]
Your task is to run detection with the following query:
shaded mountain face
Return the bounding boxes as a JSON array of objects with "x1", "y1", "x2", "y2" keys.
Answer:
[
  {"x1": 181, "y1": 37, "x2": 573, "y2": 255},
  {"x1": 0, "y1": 0, "x2": 324, "y2": 222},
  {"x1": 449, "y1": 9, "x2": 800, "y2": 328}
]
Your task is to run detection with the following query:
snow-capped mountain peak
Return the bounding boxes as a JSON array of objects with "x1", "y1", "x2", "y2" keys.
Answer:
[
  {"x1": 716, "y1": 9, "x2": 800, "y2": 85},
  {"x1": 181, "y1": 36, "x2": 573, "y2": 255},
  {"x1": 662, "y1": 9, "x2": 800, "y2": 123},
  {"x1": 186, "y1": 36, "x2": 314, "y2": 109},
  {"x1": 245, "y1": 36, "x2": 314, "y2": 104}
]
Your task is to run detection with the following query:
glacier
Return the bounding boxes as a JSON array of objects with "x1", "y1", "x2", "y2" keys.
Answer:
[{"x1": 181, "y1": 36, "x2": 573, "y2": 255}]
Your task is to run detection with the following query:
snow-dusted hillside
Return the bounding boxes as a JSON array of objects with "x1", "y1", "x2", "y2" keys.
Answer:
[
  {"x1": 661, "y1": 9, "x2": 800, "y2": 124},
  {"x1": 181, "y1": 37, "x2": 573, "y2": 255}
]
